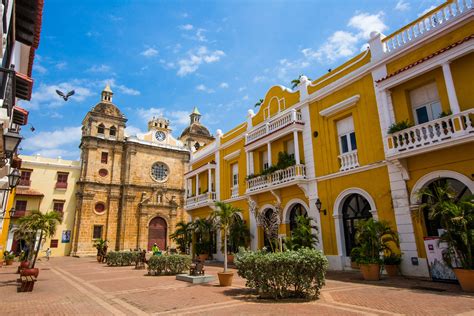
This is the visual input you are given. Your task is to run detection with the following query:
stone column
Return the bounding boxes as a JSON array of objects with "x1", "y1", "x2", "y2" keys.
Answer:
[
  {"x1": 293, "y1": 130, "x2": 300, "y2": 164},
  {"x1": 267, "y1": 143, "x2": 272, "y2": 166}
]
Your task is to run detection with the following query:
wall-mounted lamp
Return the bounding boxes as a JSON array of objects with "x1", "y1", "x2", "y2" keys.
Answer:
[
  {"x1": 313, "y1": 131, "x2": 319, "y2": 138},
  {"x1": 315, "y1": 198, "x2": 326, "y2": 215},
  {"x1": 0, "y1": 207, "x2": 16, "y2": 219},
  {"x1": 0, "y1": 168, "x2": 21, "y2": 192},
  {"x1": 3, "y1": 130, "x2": 22, "y2": 159}
]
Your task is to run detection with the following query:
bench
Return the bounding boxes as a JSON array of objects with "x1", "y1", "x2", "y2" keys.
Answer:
[
  {"x1": 189, "y1": 260, "x2": 205, "y2": 276},
  {"x1": 18, "y1": 275, "x2": 36, "y2": 292}
]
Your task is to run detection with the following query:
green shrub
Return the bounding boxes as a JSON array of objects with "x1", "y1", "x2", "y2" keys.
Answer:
[
  {"x1": 147, "y1": 254, "x2": 192, "y2": 275},
  {"x1": 235, "y1": 248, "x2": 328, "y2": 299},
  {"x1": 387, "y1": 120, "x2": 413, "y2": 134},
  {"x1": 106, "y1": 251, "x2": 140, "y2": 266}
]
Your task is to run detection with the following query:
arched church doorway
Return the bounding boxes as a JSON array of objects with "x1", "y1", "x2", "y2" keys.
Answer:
[{"x1": 148, "y1": 217, "x2": 167, "y2": 251}]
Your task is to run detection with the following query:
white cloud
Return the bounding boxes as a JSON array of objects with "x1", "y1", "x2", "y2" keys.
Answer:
[
  {"x1": 87, "y1": 64, "x2": 111, "y2": 73},
  {"x1": 348, "y1": 11, "x2": 387, "y2": 40},
  {"x1": 219, "y1": 82, "x2": 229, "y2": 88},
  {"x1": 125, "y1": 125, "x2": 144, "y2": 137},
  {"x1": 141, "y1": 47, "x2": 158, "y2": 57},
  {"x1": 196, "y1": 84, "x2": 215, "y2": 93},
  {"x1": 304, "y1": 31, "x2": 359, "y2": 63},
  {"x1": 177, "y1": 46, "x2": 225, "y2": 76},
  {"x1": 419, "y1": 5, "x2": 437, "y2": 16},
  {"x1": 117, "y1": 85, "x2": 140, "y2": 96},
  {"x1": 179, "y1": 24, "x2": 193, "y2": 30},
  {"x1": 242, "y1": 95, "x2": 249, "y2": 101},
  {"x1": 99, "y1": 78, "x2": 140, "y2": 96},
  {"x1": 253, "y1": 75, "x2": 266, "y2": 83},
  {"x1": 34, "y1": 64, "x2": 47, "y2": 74},
  {"x1": 196, "y1": 28, "x2": 206, "y2": 42},
  {"x1": 395, "y1": 0, "x2": 410, "y2": 11},
  {"x1": 26, "y1": 81, "x2": 93, "y2": 110},
  {"x1": 86, "y1": 31, "x2": 100, "y2": 37},
  {"x1": 137, "y1": 107, "x2": 190, "y2": 130},
  {"x1": 55, "y1": 62, "x2": 67, "y2": 70},
  {"x1": 22, "y1": 126, "x2": 82, "y2": 158},
  {"x1": 238, "y1": 86, "x2": 246, "y2": 92}
]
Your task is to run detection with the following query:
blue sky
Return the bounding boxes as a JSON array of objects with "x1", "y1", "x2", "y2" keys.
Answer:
[{"x1": 20, "y1": 0, "x2": 442, "y2": 160}]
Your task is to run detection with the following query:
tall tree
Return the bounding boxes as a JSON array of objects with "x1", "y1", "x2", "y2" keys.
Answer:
[{"x1": 214, "y1": 201, "x2": 241, "y2": 272}]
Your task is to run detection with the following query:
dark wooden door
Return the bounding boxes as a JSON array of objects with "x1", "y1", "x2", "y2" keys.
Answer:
[{"x1": 148, "y1": 217, "x2": 167, "y2": 251}]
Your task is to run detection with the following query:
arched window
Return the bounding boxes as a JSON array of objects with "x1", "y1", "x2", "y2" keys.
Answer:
[
  {"x1": 420, "y1": 178, "x2": 471, "y2": 237},
  {"x1": 289, "y1": 203, "x2": 307, "y2": 232},
  {"x1": 342, "y1": 194, "x2": 372, "y2": 256},
  {"x1": 109, "y1": 126, "x2": 116, "y2": 137},
  {"x1": 97, "y1": 123, "x2": 105, "y2": 135}
]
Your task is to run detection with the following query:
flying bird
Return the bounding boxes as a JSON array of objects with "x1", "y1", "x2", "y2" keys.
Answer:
[
  {"x1": 29, "y1": 124, "x2": 35, "y2": 132},
  {"x1": 56, "y1": 89, "x2": 75, "y2": 101}
]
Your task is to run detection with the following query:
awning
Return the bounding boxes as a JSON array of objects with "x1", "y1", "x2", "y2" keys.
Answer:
[
  {"x1": 15, "y1": 72, "x2": 33, "y2": 100},
  {"x1": 12, "y1": 106, "x2": 29, "y2": 126},
  {"x1": 15, "y1": 0, "x2": 44, "y2": 49},
  {"x1": 16, "y1": 188, "x2": 44, "y2": 197}
]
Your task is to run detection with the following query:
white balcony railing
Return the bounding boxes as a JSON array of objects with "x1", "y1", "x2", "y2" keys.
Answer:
[
  {"x1": 231, "y1": 186, "x2": 239, "y2": 199},
  {"x1": 382, "y1": 0, "x2": 473, "y2": 55},
  {"x1": 246, "y1": 164, "x2": 306, "y2": 193},
  {"x1": 387, "y1": 109, "x2": 473, "y2": 156},
  {"x1": 246, "y1": 109, "x2": 303, "y2": 144},
  {"x1": 338, "y1": 150, "x2": 360, "y2": 171},
  {"x1": 185, "y1": 192, "x2": 216, "y2": 209}
]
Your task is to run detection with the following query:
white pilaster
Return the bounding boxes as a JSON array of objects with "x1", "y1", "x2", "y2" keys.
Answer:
[
  {"x1": 249, "y1": 151, "x2": 254, "y2": 174},
  {"x1": 249, "y1": 212, "x2": 258, "y2": 251},
  {"x1": 267, "y1": 142, "x2": 272, "y2": 166},
  {"x1": 293, "y1": 130, "x2": 300, "y2": 164},
  {"x1": 195, "y1": 174, "x2": 199, "y2": 195},
  {"x1": 207, "y1": 168, "x2": 212, "y2": 192},
  {"x1": 442, "y1": 62, "x2": 460, "y2": 114},
  {"x1": 387, "y1": 161, "x2": 429, "y2": 277}
]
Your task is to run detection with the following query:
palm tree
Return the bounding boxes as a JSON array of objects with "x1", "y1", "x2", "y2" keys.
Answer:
[
  {"x1": 285, "y1": 215, "x2": 318, "y2": 250},
  {"x1": 192, "y1": 217, "x2": 215, "y2": 257},
  {"x1": 18, "y1": 210, "x2": 62, "y2": 268},
  {"x1": 170, "y1": 221, "x2": 193, "y2": 254},
  {"x1": 214, "y1": 201, "x2": 241, "y2": 272},
  {"x1": 254, "y1": 99, "x2": 264, "y2": 107},
  {"x1": 290, "y1": 75, "x2": 312, "y2": 89}
]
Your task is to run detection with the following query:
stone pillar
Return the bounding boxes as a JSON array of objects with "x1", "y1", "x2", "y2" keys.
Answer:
[
  {"x1": 267, "y1": 143, "x2": 272, "y2": 166},
  {"x1": 195, "y1": 174, "x2": 199, "y2": 195},
  {"x1": 207, "y1": 168, "x2": 212, "y2": 192},
  {"x1": 441, "y1": 62, "x2": 460, "y2": 114},
  {"x1": 387, "y1": 161, "x2": 429, "y2": 277},
  {"x1": 249, "y1": 151, "x2": 254, "y2": 174}
]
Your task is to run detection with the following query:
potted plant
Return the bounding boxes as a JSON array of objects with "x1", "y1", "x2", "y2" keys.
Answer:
[
  {"x1": 17, "y1": 210, "x2": 62, "y2": 276},
  {"x1": 192, "y1": 217, "x2": 215, "y2": 261},
  {"x1": 383, "y1": 253, "x2": 401, "y2": 277},
  {"x1": 3, "y1": 251, "x2": 15, "y2": 265},
  {"x1": 94, "y1": 239, "x2": 107, "y2": 262},
  {"x1": 350, "y1": 248, "x2": 361, "y2": 269},
  {"x1": 417, "y1": 183, "x2": 474, "y2": 292},
  {"x1": 227, "y1": 215, "x2": 251, "y2": 264},
  {"x1": 353, "y1": 218, "x2": 399, "y2": 281},
  {"x1": 214, "y1": 201, "x2": 241, "y2": 286}
]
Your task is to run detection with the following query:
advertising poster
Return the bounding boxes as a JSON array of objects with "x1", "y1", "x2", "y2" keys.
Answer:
[
  {"x1": 423, "y1": 237, "x2": 457, "y2": 282},
  {"x1": 62, "y1": 230, "x2": 71, "y2": 243}
]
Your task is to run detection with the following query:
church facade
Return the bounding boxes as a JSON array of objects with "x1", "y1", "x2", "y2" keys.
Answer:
[{"x1": 71, "y1": 85, "x2": 213, "y2": 255}]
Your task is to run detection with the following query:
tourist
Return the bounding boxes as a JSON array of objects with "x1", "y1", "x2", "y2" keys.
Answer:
[
  {"x1": 152, "y1": 243, "x2": 160, "y2": 256},
  {"x1": 44, "y1": 248, "x2": 51, "y2": 261}
]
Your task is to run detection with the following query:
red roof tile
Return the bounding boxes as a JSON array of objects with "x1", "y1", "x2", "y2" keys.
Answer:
[{"x1": 376, "y1": 34, "x2": 474, "y2": 83}]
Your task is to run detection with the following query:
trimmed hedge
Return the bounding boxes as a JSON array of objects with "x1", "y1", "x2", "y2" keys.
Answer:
[
  {"x1": 106, "y1": 251, "x2": 140, "y2": 266},
  {"x1": 235, "y1": 248, "x2": 328, "y2": 299},
  {"x1": 147, "y1": 254, "x2": 192, "y2": 275}
]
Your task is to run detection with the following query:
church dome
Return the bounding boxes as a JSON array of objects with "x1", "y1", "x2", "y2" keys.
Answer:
[
  {"x1": 180, "y1": 122, "x2": 211, "y2": 138},
  {"x1": 92, "y1": 102, "x2": 123, "y2": 118}
]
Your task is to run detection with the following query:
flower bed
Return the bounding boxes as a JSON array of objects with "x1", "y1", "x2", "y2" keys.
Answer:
[
  {"x1": 147, "y1": 255, "x2": 192, "y2": 275},
  {"x1": 106, "y1": 251, "x2": 140, "y2": 266},
  {"x1": 235, "y1": 248, "x2": 328, "y2": 299}
]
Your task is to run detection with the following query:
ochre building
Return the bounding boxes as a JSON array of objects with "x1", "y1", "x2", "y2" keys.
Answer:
[
  {"x1": 184, "y1": 0, "x2": 474, "y2": 277},
  {"x1": 71, "y1": 85, "x2": 213, "y2": 255}
]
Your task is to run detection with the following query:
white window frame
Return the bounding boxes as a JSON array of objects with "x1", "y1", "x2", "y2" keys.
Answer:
[
  {"x1": 262, "y1": 151, "x2": 269, "y2": 170},
  {"x1": 410, "y1": 82, "x2": 442, "y2": 125},
  {"x1": 232, "y1": 163, "x2": 238, "y2": 187},
  {"x1": 337, "y1": 116, "x2": 357, "y2": 155}
]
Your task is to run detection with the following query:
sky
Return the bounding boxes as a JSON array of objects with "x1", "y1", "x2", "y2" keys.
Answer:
[{"x1": 19, "y1": 0, "x2": 443, "y2": 160}]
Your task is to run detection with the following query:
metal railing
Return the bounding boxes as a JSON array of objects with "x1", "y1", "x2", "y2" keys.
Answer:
[
  {"x1": 245, "y1": 109, "x2": 303, "y2": 144},
  {"x1": 246, "y1": 164, "x2": 306, "y2": 193}
]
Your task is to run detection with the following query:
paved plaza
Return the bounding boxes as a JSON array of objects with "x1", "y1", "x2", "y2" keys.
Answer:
[{"x1": 1, "y1": 257, "x2": 473, "y2": 315}]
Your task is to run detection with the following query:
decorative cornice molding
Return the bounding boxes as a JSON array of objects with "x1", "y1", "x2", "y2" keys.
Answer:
[{"x1": 319, "y1": 95, "x2": 360, "y2": 117}]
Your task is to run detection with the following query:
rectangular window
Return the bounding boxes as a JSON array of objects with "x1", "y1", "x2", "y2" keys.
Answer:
[
  {"x1": 19, "y1": 170, "x2": 32, "y2": 187},
  {"x1": 337, "y1": 116, "x2": 357, "y2": 154},
  {"x1": 50, "y1": 239, "x2": 59, "y2": 248},
  {"x1": 56, "y1": 173, "x2": 69, "y2": 189},
  {"x1": 93, "y1": 225, "x2": 103, "y2": 239},
  {"x1": 231, "y1": 163, "x2": 238, "y2": 187},
  {"x1": 410, "y1": 82, "x2": 442, "y2": 124},
  {"x1": 101, "y1": 152, "x2": 108, "y2": 164},
  {"x1": 53, "y1": 201, "x2": 65, "y2": 214},
  {"x1": 14, "y1": 200, "x2": 27, "y2": 217},
  {"x1": 286, "y1": 139, "x2": 295, "y2": 157}
]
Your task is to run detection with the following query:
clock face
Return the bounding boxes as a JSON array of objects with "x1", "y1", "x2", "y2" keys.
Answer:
[{"x1": 155, "y1": 131, "x2": 166, "y2": 141}]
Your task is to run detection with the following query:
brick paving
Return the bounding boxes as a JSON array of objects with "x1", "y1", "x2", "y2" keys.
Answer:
[{"x1": 1, "y1": 257, "x2": 473, "y2": 315}]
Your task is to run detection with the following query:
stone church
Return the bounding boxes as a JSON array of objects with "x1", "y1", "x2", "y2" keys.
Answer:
[{"x1": 71, "y1": 85, "x2": 213, "y2": 256}]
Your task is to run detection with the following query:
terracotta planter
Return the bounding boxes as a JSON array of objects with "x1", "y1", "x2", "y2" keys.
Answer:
[
  {"x1": 5, "y1": 259, "x2": 14, "y2": 265},
  {"x1": 350, "y1": 261, "x2": 360, "y2": 269},
  {"x1": 385, "y1": 264, "x2": 398, "y2": 277},
  {"x1": 198, "y1": 254, "x2": 209, "y2": 261},
  {"x1": 21, "y1": 268, "x2": 39, "y2": 278},
  {"x1": 360, "y1": 263, "x2": 380, "y2": 281},
  {"x1": 453, "y1": 268, "x2": 474, "y2": 292},
  {"x1": 97, "y1": 255, "x2": 103, "y2": 262},
  {"x1": 17, "y1": 261, "x2": 30, "y2": 273},
  {"x1": 217, "y1": 272, "x2": 234, "y2": 286},
  {"x1": 227, "y1": 254, "x2": 234, "y2": 264}
]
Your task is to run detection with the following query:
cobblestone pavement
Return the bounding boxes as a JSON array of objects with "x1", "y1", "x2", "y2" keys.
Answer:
[{"x1": 1, "y1": 257, "x2": 473, "y2": 315}]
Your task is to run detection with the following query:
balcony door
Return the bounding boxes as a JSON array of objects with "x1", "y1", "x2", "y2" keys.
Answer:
[{"x1": 410, "y1": 82, "x2": 442, "y2": 124}]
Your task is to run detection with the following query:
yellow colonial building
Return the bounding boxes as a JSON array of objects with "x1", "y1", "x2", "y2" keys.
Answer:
[
  {"x1": 185, "y1": 0, "x2": 474, "y2": 277},
  {"x1": 6, "y1": 155, "x2": 80, "y2": 257}
]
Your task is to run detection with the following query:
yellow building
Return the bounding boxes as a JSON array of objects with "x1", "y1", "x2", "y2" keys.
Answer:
[
  {"x1": 184, "y1": 0, "x2": 474, "y2": 277},
  {"x1": 5, "y1": 155, "x2": 80, "y2": 257}
]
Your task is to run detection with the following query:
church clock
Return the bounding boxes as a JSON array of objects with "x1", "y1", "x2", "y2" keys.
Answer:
[{"x1": 155, "y1": 131, "x2": 166, "y2": 141}]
